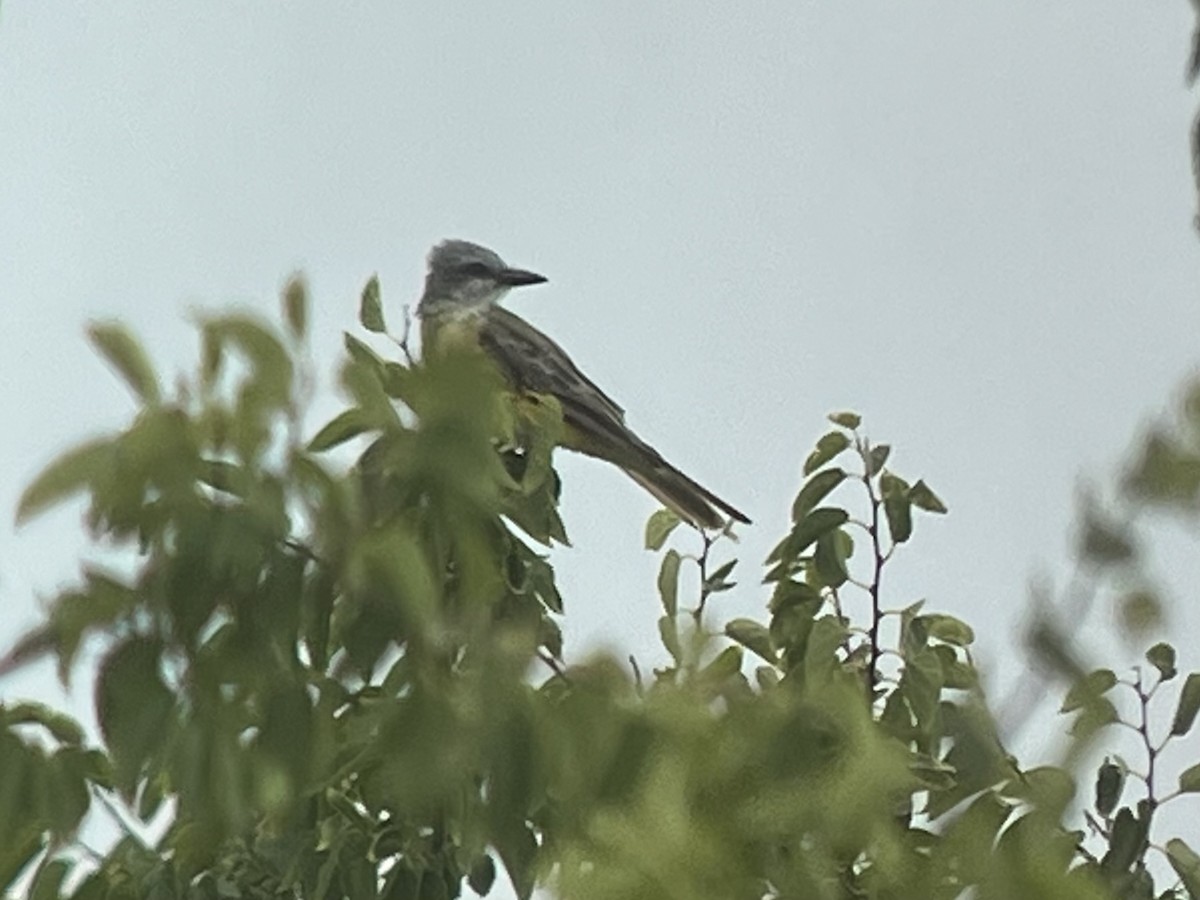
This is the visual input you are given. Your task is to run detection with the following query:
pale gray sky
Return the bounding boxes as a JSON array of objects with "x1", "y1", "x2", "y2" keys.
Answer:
[{"x1": 2, "y1": 0, "x2": 1198, "y2": 867}]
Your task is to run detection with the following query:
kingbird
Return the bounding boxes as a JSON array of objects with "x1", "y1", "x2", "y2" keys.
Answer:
[{"x1": 416, "y1": 239, "x2": 750, "y2": 530}]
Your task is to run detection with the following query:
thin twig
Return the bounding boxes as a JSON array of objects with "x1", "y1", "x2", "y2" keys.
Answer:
[
  {"x1": 91, "y1": 787, "x2": 153, "y2": 850},
  {"x1": 1133, "y1": 669, "x2": 1159, "y2": 814},
  {"x1": 629, "y1": 654, "x2": 644, "y2": 694},
  {"x1": 538, "y1": 649, "x2": 570, "y2": 684},
  {"x1": 859, "y1": 438, "x2": 886, "y2": 705},
  {"x1": 693, "y1": 530, "x2": 716, "y2": 625},
  {"x1": 392, "y1": 304, "x2": 416, "y2": 366}
]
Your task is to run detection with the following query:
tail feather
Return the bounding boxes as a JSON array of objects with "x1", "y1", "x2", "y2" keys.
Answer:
[{"x1": 626, "y1": 462, "x2": 751, "y2": 530}]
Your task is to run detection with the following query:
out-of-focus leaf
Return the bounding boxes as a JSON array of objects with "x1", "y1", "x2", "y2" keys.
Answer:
[
  {"x1": 360, "y1": 275, "x2": 386, "y2": 333},
  {"x1": 1078, "y1": 506, "x2": 1135, "y2": 566},
  {"x1": 645, "y1": 508, "x2": 681, "y2": 550},
  {"x1": 204, "y1": 314, "x2": 293, "y2": 406},
  {"x1": 494, "y1": 820, "x2": 537, "y2": 900},
  {"x1": 283, "y1": 275, "x2": 309, "y2": 340},
  {"x1": 1172, "y1": 673, "x2": 1200, "y2": 736},
  {"x1": 1061, "y1": 669, "x2": 1118, "y2": 713},
  {"x1": 16, "y1": 438, "x2": 114, "y2": 525},
  {"x1": 3, "y1": 703, "x2": 85, "y2": 746},
  {"x1": 468, "y1": 854, "x2": 496, "y2": 896},
  {"x1": 1124, "y1": 428, "x2": 1200, "y2": 508},
  {"x1": 344, "y1": 332, "x2": 386, "y2": 374},
  {"x1": 657, "y1": 550, "x2": 681, "y2": 617},
  {"x1": 1167, "y1": 838, "x2": 1200, "y2": 898},
  {"x1": 725, "y1": 618, "x2": 775, "y2": 664},
  {"x1": 1101, "y1": 804, "x2": 1149, "y2": 874},
  {"x1": 88, "y1": 322, "x2": 161, "y2": 404},
  {"x1": 95, "y1": 637, "x2": 174, "y2": 794},
  {"x1": 1120, "y1": 589, "x2": 1163, "y2": 637},
  {"x1": 658, "y1": 615, "x2": 682, "y2": 665},
  {"x1": 308, "y1": 408, "x2": 376, "y2": 453},
  {"x1": 790, "y1": 468, "x2": 846, "y2": 523},
  {"x1": 803, "y1": 431, "x2": 850, "y2": 475},
  {"x1": 27, "y1": 858, "x2": 70, "y2": 900},
  {"x1": 918, "y1": 614, "x2": 975, "y2": 647},
  {"x1": 702, "y1": 645, "x2": 744, "y2": 684},
  {"x1": 1146, "y1": 642, "x2": 1177, "y2": 681}
]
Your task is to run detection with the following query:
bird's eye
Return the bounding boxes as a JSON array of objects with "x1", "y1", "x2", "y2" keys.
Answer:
[{"x1": 459, "y1": 262, "x2": 492, "y2": 278}]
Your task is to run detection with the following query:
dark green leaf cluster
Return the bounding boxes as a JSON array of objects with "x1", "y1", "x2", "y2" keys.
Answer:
[{"x1": 5, "y1": 285, "x2": 1200, "y2": 900}]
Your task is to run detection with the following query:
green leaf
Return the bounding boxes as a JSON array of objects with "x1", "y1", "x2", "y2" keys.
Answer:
[
  {"x1": 468, "y1": 855, "x2": 496, "y2": 896},
  {"x1": 703, "y1": 559, "x2": 737, "y2": 596},
  {"x1": 658, "y1": 615, "x2": 682, "y2": 664},
  {"x1": 308, "y1": 407, "x2": 376, "y2": 452},
  {"x1": 283, "y1": 275, "x2": 309, "y2": 340},
  {"x1": 657, "y1": 549, "x2": 681, "y2": 617},
  {"x1": 1167, "y1": 838, "x2": 1200, "y2": 898},
  {"x1": 87, "y1": 322, "x2": 161, "y2": 404},
  {"x1": 789, "y1": 507, "x2": 850, "y2": 556},
  {"x1": 812, "y1": 529, "x2": 850, "y2": 588},
  {"x1": 1124, "y1": 428, "x2": 1200, "y2": 508},
  {"x1": 95, "y1": 637, "x2": 175, "y2": 795},
  {"x1": 1102, "y1": 804, "x2": 1149, "y2": 873},
  {"x1": 1146, "y1": 642, "x2": 1177, "y2": 681},
  {"x1": 1119, "y1": 589, "x2": 1162, "y2": 635},
  {"x1": 3, "y1": 702, "x2": 85, "y2": 746},
  {"x1": 28, "y1": 859, "x2": 70, "y2": 900},
  {"x1": 1078, "y1": 506, "x2": 1135, "y2": 566},
  {"x1": 803, "y1": 431, "x2": 850, "y2": 476},
  {"x1": 1172, "y1": 673, "x2": 1200, "y2": 736},
  {"x1": 198, "y1": 459, "x2": 249, "y2": 497},
  {"x1": 1062, "y1": 668, "x2": 1118, "y2": 713},
  {"x1": 343, "y1": 331, "x2": 386, "y2": 371},
  {"x1": 827, "y1": 411, "x2": 861, "y2": 430},
  {"x1": 866, "y1": 444, "x2": 891, "y2": 476},
  {"x1": 1178, "y1": 761, "x2": 1200, "y2": 794},
  {"x1": 360, "y1": 275, "x2": 386, "y2": 333},
  {"x1": 879, "y1": 472, "x2": 913, "y2": 542},
  {"x1": 725, "y1": 618, "x2": 775, "y2": 664},
  {"x1": 883, "y1": 492, "x2": 912, "y2": 545},
  {"x1": 701, "y1": 645, "x2": 744, "y2": 683},
  {"x1": 16, "y1": 438, "x2": 114, "y2": 524},
  {"x1": 908, "y1": 479, "x2": 948, "y2": 513},
  {"x1": 1094, "y1": 760, "x2": 1124, "y2": 816},
  {"x1": 645, "y1": 508, "x2": 681, "y2": 551},
  {"x1": 918, "y1": 614, "x2": 975, "y2": 647},
  {"x1": 790, "y1": 468, "x2": 846, "y2": 523},
  {"x1": 204, "y1": 315, "x2": 293, "y2": 405}
]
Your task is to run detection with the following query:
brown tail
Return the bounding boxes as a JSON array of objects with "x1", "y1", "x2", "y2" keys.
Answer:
[{"x1": 626, "y1": 460, "x2": 751, "y2": 530}]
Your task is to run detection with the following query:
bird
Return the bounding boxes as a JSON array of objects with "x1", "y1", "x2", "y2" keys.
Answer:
[{"x1": 415, "y1": 239, "x2": 750, "y2": 530}]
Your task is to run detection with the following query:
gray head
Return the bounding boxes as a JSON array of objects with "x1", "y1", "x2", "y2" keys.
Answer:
[{"x1": 418, "y1": 240, "x2": 547, "y2": 317}]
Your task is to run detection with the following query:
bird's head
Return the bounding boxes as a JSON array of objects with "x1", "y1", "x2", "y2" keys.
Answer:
[{"x1": 418, "y1": 240, "x2": 547, "y2": 317}]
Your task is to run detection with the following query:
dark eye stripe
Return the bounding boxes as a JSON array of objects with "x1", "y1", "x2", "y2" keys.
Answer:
[{"x1": 459, "y1": 261, "x2": 492, "y2": 278}]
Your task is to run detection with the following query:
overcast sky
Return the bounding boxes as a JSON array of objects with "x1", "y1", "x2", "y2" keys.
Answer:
[{"x1": 2, "y1": 0, "x2": 1198, "y2": 871}]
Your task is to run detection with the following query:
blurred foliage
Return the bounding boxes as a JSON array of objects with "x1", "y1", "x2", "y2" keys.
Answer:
[{"x1": 3, "y1": 273, "x2": 1197, "y2": 900}]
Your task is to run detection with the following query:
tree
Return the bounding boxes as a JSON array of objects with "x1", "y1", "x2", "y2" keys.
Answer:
[
  {"x1": 2, "y1": 269, "x2": 1198, "y2": 900},
  {"x1": 6, "y1": 9, "x2": 1200, "y2": 896}
]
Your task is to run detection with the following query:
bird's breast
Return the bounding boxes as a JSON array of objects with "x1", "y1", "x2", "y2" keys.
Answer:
[{"x1": 422, "y1": 310, "x2": 487, "y2": 358}]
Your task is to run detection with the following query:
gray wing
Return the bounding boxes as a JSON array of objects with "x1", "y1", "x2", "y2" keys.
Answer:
[
  {"x1": 478, "y1": 306, "x2": 643, "y2": 457},
  {"x1": 478, "y1": 305, "x2": 752, "y2": 528}
]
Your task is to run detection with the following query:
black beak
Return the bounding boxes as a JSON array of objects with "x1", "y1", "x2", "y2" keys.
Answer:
[{"x1": 497, "y1": 267, "x2": 547, "y2": 287}]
